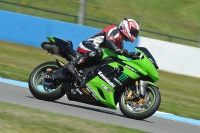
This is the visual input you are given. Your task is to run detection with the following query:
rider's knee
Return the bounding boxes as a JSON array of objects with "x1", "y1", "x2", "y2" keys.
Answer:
[{"x1": 88, "y1": 49, "x2": 103, "y2": 59}]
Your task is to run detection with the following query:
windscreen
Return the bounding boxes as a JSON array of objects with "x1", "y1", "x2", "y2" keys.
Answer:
[{"x1": 136, "y1": 47, "x2": 159, "y2": 69}]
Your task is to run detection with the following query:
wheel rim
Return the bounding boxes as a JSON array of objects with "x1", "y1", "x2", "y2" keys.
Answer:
[
  {"x1": 32, "y1": 64, "x2": 62, "y2": 93},
  {"x1": 122, "y1": 86, "x2": 156, "y2": 114}
]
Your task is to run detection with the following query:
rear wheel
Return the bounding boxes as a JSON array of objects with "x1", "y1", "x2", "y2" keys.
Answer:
[
  {"x1": 119, "y1": 85, "x2": 161, "y2": 120},
  {"x1": 28, "y1": 61, "x2": 65, "y2": 101}
]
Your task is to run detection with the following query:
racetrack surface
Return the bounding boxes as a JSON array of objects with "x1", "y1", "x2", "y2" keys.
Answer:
[{"x1": 0, "y1": 81, "x2": 200, "y2": 133}]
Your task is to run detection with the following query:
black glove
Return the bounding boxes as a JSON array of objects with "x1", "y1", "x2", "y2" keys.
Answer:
[
  {"x1": 115, "y1": 48, "x2": 132, "y2": 57},
  {"x1": 129, "y1": 52, "x2": 136, "y2": 57},
  {"x1": 131, "y1": 52, "x2": 141, "y2": 59},
  {"x1": 114, "y1": 48, "x2": 124, "y2": 55},
  {"x1": 122, "y1": 49, "x2": 131, "y2": 57}
]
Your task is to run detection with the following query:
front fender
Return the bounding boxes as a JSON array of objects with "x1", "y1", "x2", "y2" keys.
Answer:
[
  {"x1": 147, "y1": 81, "x2": 159, "y2": 88},
  {"x1": 139, "y1": 80, "x2": 159, "y2": 96}
]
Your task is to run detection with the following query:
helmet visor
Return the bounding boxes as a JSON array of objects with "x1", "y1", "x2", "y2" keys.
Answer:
[{"x1": 130, "y1": 27, "x2": 139, "y2": 38}]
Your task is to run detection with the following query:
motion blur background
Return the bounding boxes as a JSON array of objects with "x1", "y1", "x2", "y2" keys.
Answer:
[
  {"x1": 0, "y1": 0, "x2": 200, "y2": 124},
  {"x1": 0, "y1": 0, "x2": 199, "y2": 47}
]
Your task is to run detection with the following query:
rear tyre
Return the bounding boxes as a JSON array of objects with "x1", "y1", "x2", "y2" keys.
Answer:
[
  {"x1": 28, "y1": 61, "x2": 65, "y2": 101},
  {"x1": 119, "y1": 85, "x2": 161, "y2": 120}
]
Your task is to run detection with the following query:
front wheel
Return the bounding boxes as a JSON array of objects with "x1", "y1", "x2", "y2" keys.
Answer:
[
  {"x1": 119, "y1": 85, "x2": 161, "y2": 120},
  {"x1": 28, "y1": 61, "x2": 65, "y2": 101}
]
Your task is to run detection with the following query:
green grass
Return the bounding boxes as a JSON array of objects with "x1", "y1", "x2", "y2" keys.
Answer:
[
  {"x1": 0, "y1": 0, "x2": 199, "y2": 47},
  {"x1": 157, "y1": 70, "x2": 200, "y2": 119},
  {"x1": 0, "y1": 40, "x2": 200, "y2": 120},
  {"x1": 0, "y1": 101, "x2": 147, "y2": 133}
]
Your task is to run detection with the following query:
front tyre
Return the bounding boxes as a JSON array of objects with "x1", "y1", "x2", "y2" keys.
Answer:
[
  {"x1": 119, "y1": 85, "x2": 161, "y2": 120},
  {"x1": 28, "y1": 61, "x2": 65, "y2": 101}
]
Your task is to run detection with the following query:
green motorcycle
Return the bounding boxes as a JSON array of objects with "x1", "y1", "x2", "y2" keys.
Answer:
[{"x1": 28, "y1": 36, "x2": 161, "y2": 120}]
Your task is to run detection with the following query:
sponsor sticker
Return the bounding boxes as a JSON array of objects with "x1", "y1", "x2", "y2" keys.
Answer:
[
  {"x1": 71, "y1": 89, "x2": 76, "y2": 95},
  {"x1": 86, "y1": 84, "x2": 97, "y2": 96},
  {"x1": 125, "y1": 65, "x2": 137, "y2": 72},
  {"x1": 86, "y1": 84, "x2": 98, "y2": 101},
  {"x1": 118, "y1": 73, "x2": 128, "y2": 82},
  {"x1": 113, "y1": 78, "x2": 122, "y2": 85},
  {"x1": 98, "y1": 71, "x2": 116, "y2": 88},
  {"x1": 71, "y1": 88, "x2": 83, "y2": 95},
  {"x1": 92, "y1": 94, "x2": 98, "y2": 101},
  {"x1": 45, "y1": 74, "x2": 54, "y2": 80},
  {"x1": 101, "y1": 84, "x2": 111, "y2": 92}
]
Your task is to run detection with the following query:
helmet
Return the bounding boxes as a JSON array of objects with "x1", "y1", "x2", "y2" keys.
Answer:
[{"x1": 118, "y1": 18, "x2": 140, "y2": 42}]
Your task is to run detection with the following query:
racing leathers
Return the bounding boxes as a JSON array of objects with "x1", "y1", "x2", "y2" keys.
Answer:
[{"x1": 64, "y1": 25, "x2": 134, "y2": 78}]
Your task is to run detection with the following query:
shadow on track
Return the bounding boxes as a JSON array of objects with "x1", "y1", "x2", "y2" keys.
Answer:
[{"x1": 26, "y1": 96, "x2": 154, "y2": 123}]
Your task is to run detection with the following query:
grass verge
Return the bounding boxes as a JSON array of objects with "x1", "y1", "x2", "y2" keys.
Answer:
[{"x1": 0, "y1": 101, "x2": 147, "y2": 133}]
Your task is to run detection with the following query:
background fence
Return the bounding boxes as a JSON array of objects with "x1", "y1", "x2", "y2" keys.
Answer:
[
  {"x1": 0, "y1": 0, "x2": 199, "y2": 47},
  {"x1": 1, "y1": 9, "x2": 200, "y2": 78}
]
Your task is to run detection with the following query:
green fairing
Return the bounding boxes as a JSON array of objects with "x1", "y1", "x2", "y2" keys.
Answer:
[
  {"x1": 134, "y1": 48, "x2": 159, "y2": 82},
  {"x1": 87, "y1": 48, "x2": 159, "y2": 108},
  {"x1": 86, "y1": 77, "x2": 116, "y2": 109},
  {"x1": 110, "y1": 48, "x2": 159, "y2": 82},
  {"x1": 110, "y1": 62, "x2": 143, "y2": 79},
  {"x1": 104, "y1": 48, "x2": 158, "y2": 81},
  {"x1": 101, "y1": 48, "x2": 128, "y2": 61},
  {"x1": 47, "y1": 36, "x2": 55, "y2": 43}
]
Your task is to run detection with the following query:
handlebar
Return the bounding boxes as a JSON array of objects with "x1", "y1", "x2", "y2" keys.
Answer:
[{"x1": 131, "y1": 52, "x2": 143, "y2": 60}]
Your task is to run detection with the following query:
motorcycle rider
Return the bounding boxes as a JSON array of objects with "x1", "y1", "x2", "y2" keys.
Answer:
[{"x1": 64, "y1": 18, "x2": 140, "y2": 79}]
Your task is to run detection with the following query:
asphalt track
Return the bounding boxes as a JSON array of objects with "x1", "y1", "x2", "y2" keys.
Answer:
[{"x1": 0, "y1": 78, "x2": 200, "y2": 133}]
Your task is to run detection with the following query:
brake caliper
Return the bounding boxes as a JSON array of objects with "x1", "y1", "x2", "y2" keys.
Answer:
[{"x1": 46, "y1": 68, "x2": 52, "y2": 74}]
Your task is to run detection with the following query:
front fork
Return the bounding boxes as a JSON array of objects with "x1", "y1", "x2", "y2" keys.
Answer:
[
  {"x1": 129, "y1": 80, "x2": 148, "y2": 97},
  {"x1": 126, "y1": 80, "x2": 148, "y2": 100},
  {"x1": 137, "y1": 80, "x2": 148, "y2": 96}
]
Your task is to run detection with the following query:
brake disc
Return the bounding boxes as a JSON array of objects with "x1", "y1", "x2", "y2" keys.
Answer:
[{"x1": 125, "y1": 90, "x2": 150, "y2": 111}]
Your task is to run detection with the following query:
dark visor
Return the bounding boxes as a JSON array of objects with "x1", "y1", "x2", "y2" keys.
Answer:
[{"x1": 130, "y1": 27, "x2": 139, "y2": 38}]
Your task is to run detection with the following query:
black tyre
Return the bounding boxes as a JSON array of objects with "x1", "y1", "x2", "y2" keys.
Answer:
[
  {"x1": 28, "y1": 61, "x2": 65, "y2": 101},
  {"x1": 119, "y1": 85, "x2": 161, "y2": 120}
]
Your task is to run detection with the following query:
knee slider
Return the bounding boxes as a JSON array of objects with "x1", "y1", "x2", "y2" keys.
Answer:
[
  {"x1": 95, "y1": 49, "x2": 103, "y2": 59},
  {"x1": 88, "y1": 49, "x2": 103, "y2": 59}
]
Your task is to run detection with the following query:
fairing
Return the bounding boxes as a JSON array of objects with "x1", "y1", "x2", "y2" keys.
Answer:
[{"x1": 86, "y1": 47, "x2": 159, "y2": 108}]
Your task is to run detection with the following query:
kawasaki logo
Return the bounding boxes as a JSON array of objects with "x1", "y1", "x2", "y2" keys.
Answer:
[
  {"x1": 118, "y1": 73, "x2": 128, "y2": 82},
  {"x1": 98, "y1": 71, "x2": 116, "y2": 88}
]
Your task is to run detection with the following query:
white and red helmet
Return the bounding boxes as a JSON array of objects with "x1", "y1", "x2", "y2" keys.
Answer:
[{"x1": 118, "y1": 18, "x2": 140, "y2": 42}]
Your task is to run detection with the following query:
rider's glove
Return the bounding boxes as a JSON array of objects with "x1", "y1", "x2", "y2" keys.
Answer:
[
  {"x1": 129, "y1": 52, "x2": 136, "y2": 57},
  {"x1": 115, "y1": 48, "x2": 130, "y2": 55},
  {"x1": 114, "y1": 48, "x2": 124, "y2": 55},
  {"x1": 122, "y1": 49, "x2": 131, "y2": 57},
  {"x1": 131, "y1": 52, "x2": 143, "y2": 59},
  {"x1": 115, "y1": 48, "x2": 135, "y2": 58}
]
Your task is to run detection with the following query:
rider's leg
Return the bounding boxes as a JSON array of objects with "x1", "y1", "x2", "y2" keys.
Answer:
[
  {"x1": 77, "y1": 48, "x2": 103, "y2": 87},
  {"x1": 64, "y1": 55, "x2": 87, "y2": 78},
  {"x1": 64, "y1": 41, "x2": 103, "y2": 78},
  {"x1": 64, "y1": 41, "x2": 95, "y2": 78}
]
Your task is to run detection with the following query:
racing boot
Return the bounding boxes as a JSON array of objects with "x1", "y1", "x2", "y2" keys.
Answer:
[{"x1": 64, "y1": 56, "x2": 86, "y2": 80}]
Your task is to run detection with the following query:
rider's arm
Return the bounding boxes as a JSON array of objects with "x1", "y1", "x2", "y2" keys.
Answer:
[
  {"x1": 106, "y1": 37, "x2": 120, "y2": 52},
  {"x1": 105, "y1": 27, "x2": 135, "y2": 58},
  {"x1": 104, "y1": 28, "x2": 124, "y2": 54},
  {"x1": 107, "y1": 38, "x2": 137, "y2": 60},
  {"x1": 106, "y1": 38, "x2": 134, "y2": 58}
]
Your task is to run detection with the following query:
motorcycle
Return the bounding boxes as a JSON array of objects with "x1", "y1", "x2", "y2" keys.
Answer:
[{"x1": 28, "y1": 36, "x2": 161, "y2": 120}]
